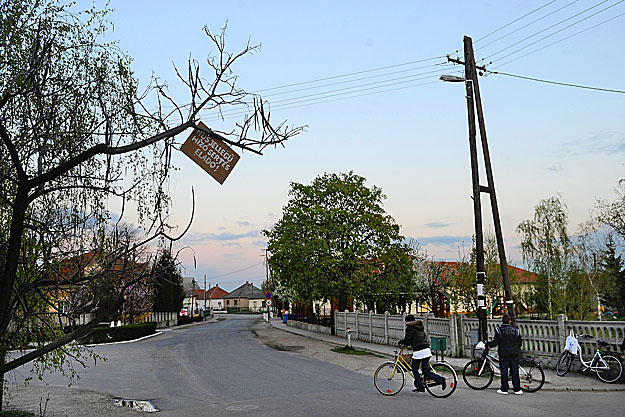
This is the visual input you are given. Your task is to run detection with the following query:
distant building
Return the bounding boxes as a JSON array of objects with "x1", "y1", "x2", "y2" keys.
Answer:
[
  {"x1": 223, "y1": 281, "x2": 266, "y2": 312},
  {"x1": 191, "y1": 284, "x2": 230, "y2": 311}
]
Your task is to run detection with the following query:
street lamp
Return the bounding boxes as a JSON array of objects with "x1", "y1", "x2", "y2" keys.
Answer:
[{"x1": 439, "y1": 75, "x2": 466, "y2": 83}]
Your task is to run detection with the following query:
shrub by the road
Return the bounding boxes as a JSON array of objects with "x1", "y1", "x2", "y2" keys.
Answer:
[{"x1": 80, "y1": 322, "x2": 157, "y2": 344}]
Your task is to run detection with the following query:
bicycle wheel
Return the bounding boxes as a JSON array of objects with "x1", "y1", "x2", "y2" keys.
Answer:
[
  {"x1": 556, "y1": 351, "x2": 573, "y2": 376},
  {"x1": 519, "y1": 359, "x2": 545, "y2": 392},
  {"x1": 425, "y1": 362, "x2": 458, "y2": 398},
  {"x1": 596, "y1": 354, "x2": 623, "y2": 383},
  {"x1": 462, "y1": 359, "x2": 494, "y2": 390},
  {"x1": 374, "y1": 362, "x2": 405, "y2": 395}
]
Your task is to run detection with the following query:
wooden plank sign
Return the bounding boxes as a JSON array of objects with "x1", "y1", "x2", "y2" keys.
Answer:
[{"x1": 180, "y1": 121, "x2": 241, "y2": 184}]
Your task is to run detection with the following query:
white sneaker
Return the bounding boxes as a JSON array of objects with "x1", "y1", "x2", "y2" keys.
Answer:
[
  {"x1": 497, "y1": 389, "x2": 508, "y2": 395},
  {"x1": 514, "y1": 390, "x2": 524, "y2": 395}
]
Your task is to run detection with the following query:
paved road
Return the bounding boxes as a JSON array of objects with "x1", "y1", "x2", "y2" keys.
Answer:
[{"x1": 6, "y1": 315, "x2": 625, "y2": 416}]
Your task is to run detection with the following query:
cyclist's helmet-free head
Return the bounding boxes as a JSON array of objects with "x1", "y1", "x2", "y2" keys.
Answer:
[
  {"x1": 502, "y1": 314, "x2": 511, "y2": 324},
  {"x1": 405, "y1": 314, "x2": 415, "y2": 322}
]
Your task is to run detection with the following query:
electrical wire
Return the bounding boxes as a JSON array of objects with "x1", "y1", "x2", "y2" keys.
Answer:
[
  {"x1": 201, "y1": 78, "x2": 448, "y2": 123},
  {"x1": 475, "y1": 0, "x2": 581, "y2": 52},
  {"x1": 200, "y1": 70, "x2": 458, "y2": 122},
  {"x1": 201, "y1": 65, "x2": 454, "y2": 120},
  {"x1": 474, "y1": 0, "x2": 559, "y2": 43},
  {"x1": 491, "y1": 9, "x2": 625, "y2": 68},
  {"x1": 484, "y1": 0, "x2": 622, "y2": 62},
  {"x1": 490, "y1": 70, "x2": 625, "y2": 94},
  {"x1": 203, "y1": 262, "x2": 264, "y2": 280},
  {"x1": 251, "y1": 55, "x2": 447, "y2": 94}
]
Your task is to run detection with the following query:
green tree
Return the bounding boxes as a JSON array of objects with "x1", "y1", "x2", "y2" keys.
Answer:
[
  {"x1": 263, "y1": 171, "x2": 414, "y2": 318},
  {"x1": 0, "y1": 0, "x2": 300, "y2": 407},
  {"x1": 517, "y1": 195, "x2": 572, "y2": 319},
  {"x1": 596, "y1": 181, "x2": 625, "y2": 242},
  {"x1": 152, "y1": 251, "x2": 185, "y2": 313},
  {"x1": 600, "y1": 236, "x2": 625, "y2": 317}
]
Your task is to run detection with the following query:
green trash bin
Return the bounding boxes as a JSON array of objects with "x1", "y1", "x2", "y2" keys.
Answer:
[{"x1": 430, "y1": 336, "x2": 447, "y2": 361}]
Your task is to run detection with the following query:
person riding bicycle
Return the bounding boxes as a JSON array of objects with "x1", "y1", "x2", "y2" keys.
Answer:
[
  {"x1": 486, "y1": 313, "x2": 523, "y2": 395},
  {"x1": 398, "y1": 315, "x2": 445, "y2": 393}
]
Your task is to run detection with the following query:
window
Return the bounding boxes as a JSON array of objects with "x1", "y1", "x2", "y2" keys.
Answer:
[
  {"x1": 253, "y1": 301, "x2": 257, "y2": 308},
  {"x1": 234, "y1": 300, "x2": 238, "y2": 306}
]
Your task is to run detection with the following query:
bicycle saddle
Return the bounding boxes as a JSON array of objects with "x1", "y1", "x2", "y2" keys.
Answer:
[{"x1": 596, "y1": 340, "x2": 609, "y2": 348}]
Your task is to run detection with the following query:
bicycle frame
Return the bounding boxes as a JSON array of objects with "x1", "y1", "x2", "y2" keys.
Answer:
[
  {"x1": 566, "y1": 334, "x2": 613, "y2": 373},
  {"x1": 477, "y1": 350, "x2": 539, "y2": 379}
]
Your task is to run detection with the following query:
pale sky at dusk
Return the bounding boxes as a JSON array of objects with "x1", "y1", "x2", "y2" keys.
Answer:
[{"x1": 76, "y1": 1, "x2": 624, "y2": 292}]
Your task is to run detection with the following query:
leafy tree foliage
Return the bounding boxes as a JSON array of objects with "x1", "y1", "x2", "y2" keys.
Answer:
[
  {"x1": 0, "y1": 0, "x2": 301, "y2": 406},
  {"x1": 517, "y1": 195, "x2": 572, "y2": 319},
  {"x1": 263, "y1": 172, "x2": 415, "y2": 314},
  {"x1": 151, "y1": 250, "x2": 185, "y2": 313},
  {"x1": 600, "y1": 236, "x2": 625, "y2": 317}
]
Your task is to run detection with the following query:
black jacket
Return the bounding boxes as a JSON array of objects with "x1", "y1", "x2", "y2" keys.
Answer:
[
  {"x1": 486, "y1": 323, "x2": 522, "y2": 360},
  {"x1": 399, "y1": 320, "x2": 429, "y2": 351}
]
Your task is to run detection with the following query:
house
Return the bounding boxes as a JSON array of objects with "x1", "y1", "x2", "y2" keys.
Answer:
[
  {"x1": 182, "y1": 276, "x2": 199, "y2": 316},
  {"x1": 189, "y1": 284, "x2": 230, "y2": 311},
  {"x1": 206, "y1": 284, "x2": 229, "y2": 311},
  {"x1": 223, "y1": 281, "x2": 266, "y2": 312},
  {"x1": 45, "y1": 250, "x2": 151, "y2": 323}
]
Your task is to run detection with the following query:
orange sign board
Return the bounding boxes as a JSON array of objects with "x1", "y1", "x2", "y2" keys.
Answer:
[{"x1": 180, "y1": 122, "x2": 241, "y2": 184}]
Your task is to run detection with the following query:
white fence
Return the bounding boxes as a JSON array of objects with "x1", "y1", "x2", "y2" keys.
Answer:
[
  {"x1": 333, "y1": 310, "x2": 625, "y2": 366},
  {"x1": 53, "y1": 312, "x2": 177, "y2": 328}
]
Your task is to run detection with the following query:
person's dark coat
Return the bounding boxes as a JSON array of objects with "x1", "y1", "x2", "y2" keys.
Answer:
[
  {"x1": 486, "y1": 323, "x2": 522, "y2": 360},
  {"x1": 398, "y1": 320, "x2": 430, "y2": 351}
]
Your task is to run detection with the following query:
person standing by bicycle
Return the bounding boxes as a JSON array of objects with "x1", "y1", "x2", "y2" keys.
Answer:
[
  {"x1": 486, "y1": 313, "x2": 523, "y2": 395},
  {"x1": 398, "y1": 315, "x2": 445, "y2": 393}
]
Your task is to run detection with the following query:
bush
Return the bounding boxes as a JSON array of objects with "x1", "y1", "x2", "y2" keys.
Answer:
[
  {"x1": 176, "y1": 316, "x2": 194, "y2": 325},
  {"x1": 80, "y1": 322, "x2": 157, "y2": 344}
]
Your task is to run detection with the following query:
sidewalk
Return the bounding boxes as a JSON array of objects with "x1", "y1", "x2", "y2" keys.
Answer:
[{"x1": 269, "y1": 317, "x2": 625, "y2": 392}]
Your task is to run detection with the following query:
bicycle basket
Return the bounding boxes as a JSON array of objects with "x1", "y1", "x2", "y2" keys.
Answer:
[{"x1": 473, "y1": 341, "x2": 486, "y2": 358}]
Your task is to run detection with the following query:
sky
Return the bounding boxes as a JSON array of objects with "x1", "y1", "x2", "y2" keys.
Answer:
[{"x1": 74, "y1": 1, "x2": 624, "y2": 292}]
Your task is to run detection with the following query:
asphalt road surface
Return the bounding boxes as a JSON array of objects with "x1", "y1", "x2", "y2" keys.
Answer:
[{"x1": 7, "y1": 315, "x2": 625, "y2": 416}]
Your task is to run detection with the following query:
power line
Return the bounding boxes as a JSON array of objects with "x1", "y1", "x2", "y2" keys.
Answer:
[
  {"x1": 201, "y1": 65, "x2": 455, "y2": 120},
  {"x1": 251, "y1": 55, "x2": 447, "y2": 94},
  {"x1": 203, "y1": 262, "x2": 264, "y2": 280},
  {"x1": 201, "y1": 78, "x2": 446, "y2": 122},
  {"x1": 484, "y1": 0, "x2": 623, "y2": 62},
  {"x1": 475, "y1": 0, "x2": 559, "y2": 43},
  {"x1": 490, "y1": 70, "x2": 625, "y2": 94},
  {"x1": 475, "y1": 0, "x2": 581, "y2": 52},
  {"x1": 491, "y1": 9, "x2": 625, "y2": 68}
]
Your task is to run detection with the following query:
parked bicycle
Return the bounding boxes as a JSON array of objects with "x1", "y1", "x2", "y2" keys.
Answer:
[
  {"x1": 462, "y1": 343, "x2": 545, "y2": 392},
  {"x1": 556, "y1": 331, "x2": 623, "y2": 383},
  {"x1": 374, "y1": 346, "x2": 458, "y2": 398}
]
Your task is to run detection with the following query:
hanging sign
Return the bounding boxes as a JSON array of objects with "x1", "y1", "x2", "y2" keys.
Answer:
[{"x1": 181, "y1": 121, "x2": 241, "y2": 184}]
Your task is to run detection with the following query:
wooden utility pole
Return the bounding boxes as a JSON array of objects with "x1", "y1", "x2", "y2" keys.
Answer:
[
  {"x1": 453, "y1": 36, "x2": 517, "y2": 329},
  {"x1": 465, "y1": 36, "x2": 516, "y2": 326},
  {"x1": 462, "y1": 37, "x2": 488, "y2": 343}
]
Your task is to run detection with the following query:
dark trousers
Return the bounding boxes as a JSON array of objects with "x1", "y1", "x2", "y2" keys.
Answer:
[
  {"x1": 499, "y1": 358, "x2": 521, "y2": 392},
  {"x1": 412, "y1": 357, "x2": 442, "y2": 391}
]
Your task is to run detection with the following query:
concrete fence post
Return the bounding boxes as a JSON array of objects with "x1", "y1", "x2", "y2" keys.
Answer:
[
  {"x1": 557, "y1": 314, "x2": 568, "y2": 350},
  {"x1": 449, "y1": 315, "x2": 458, "y2": 357},
  {"x1": 369, "y1": 311, "x2": 373, "y2": 343},
  {"x1": 384, "y1": 311, "x2": 389, "y2": 345},
  {"x1": 344, "y1": 310, "x2": 349, "y2": 337},
  {"x1": 355, "y1": 310, "x2": 360, "y2": 341}
]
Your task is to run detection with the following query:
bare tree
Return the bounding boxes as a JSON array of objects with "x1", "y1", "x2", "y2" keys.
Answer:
[{"x1": 0, "y1": 1, "x2": 302, "y2": 405}]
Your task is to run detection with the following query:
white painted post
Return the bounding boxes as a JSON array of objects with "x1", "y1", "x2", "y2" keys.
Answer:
[
  {"x1": 384, "y1": 311, "x2": 389, "y2": 345},
  {"x1": 369, "y1": 311, "x2": 373, "y2": 343}
]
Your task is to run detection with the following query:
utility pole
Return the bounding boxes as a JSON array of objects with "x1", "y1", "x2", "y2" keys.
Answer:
[{"x1": 448, "y1": 36, "x2": 517, "y2": 334}]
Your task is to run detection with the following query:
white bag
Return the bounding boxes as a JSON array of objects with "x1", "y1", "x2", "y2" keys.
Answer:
[{"x1": 565, "y1": 330, "x2": 579, "y2": 354}]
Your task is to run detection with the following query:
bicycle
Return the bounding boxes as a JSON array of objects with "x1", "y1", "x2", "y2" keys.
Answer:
[
  {"x1": 373, "y1": 346, "x2": 458, "y2": 398},
  {"x1": 555, "y1": 331, "x2": 623, "y2": 383},
  {"x1": 462, "y1": 344, "x2": 545, "y2": 392}
]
